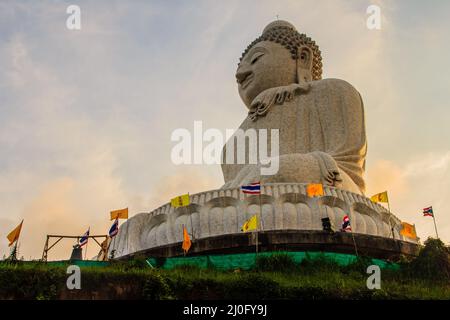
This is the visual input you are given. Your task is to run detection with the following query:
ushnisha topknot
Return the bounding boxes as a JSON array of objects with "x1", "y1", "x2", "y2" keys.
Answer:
[{"x1": 239, "y1": 20, "x2": 323, "y2": 81}]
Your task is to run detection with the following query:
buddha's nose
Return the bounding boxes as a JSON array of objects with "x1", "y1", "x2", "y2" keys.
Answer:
[{"x1": 236, "y1": 67, "x2": 252, "y2": 84}]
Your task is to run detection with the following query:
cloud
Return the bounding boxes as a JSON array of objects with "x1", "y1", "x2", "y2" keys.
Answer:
[
  {"x1": 0, "y1": 1, "x2": 449, "y2": 260},
  {"x1": 147, "y1": 167, "x2": 221, "y2": 210},
  {"x1": 366, "y1": 152, "x2": 450, "y2": 244},
  {"x1": 366, "y1": 160, "x2": 409, "y2": 198}
]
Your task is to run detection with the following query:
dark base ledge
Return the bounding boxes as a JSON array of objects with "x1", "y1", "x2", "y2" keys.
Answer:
[{"x1": 117, "y1": 230, "x2": 420, "y2": 261}]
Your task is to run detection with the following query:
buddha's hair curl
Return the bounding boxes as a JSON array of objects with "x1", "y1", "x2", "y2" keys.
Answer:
[{"x1": 239, "y1": 26, "x2": 323, "y2": 81}]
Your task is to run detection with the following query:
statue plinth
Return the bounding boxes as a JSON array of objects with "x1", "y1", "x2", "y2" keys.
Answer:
[{"x1": 110, "y1": 183, "x2": 418, "y2": 258}]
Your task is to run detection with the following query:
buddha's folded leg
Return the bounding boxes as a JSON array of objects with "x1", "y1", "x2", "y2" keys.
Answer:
[{"x1": 222, "y1": 151, "x2": 361, "y2": 194}]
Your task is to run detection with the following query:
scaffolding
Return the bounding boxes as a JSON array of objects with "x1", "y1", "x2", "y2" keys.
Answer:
[{"x1": 41, "y1": 234, "x2": 108, "y2": 262}]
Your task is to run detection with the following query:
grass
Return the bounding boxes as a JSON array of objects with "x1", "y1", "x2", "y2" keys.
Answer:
[
  {"x1": 1, "y1": 238, "x2": 448, "y2": 300},
  {"x1": 1, "y1": 258, "x2": 448, "y2": 300}
]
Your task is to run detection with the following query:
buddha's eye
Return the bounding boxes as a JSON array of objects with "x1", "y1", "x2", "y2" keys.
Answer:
[{"x1": 251, "y1": 52, "x2": 264, "y2": 64}]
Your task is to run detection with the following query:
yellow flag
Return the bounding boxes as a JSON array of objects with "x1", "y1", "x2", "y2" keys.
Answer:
[
  {"x1": 400, "y1": 222, "x2": 417, "y2": 239},
  {"x1": 182, "y1": 226, "x2": 191, "y2": 253},
  {"x1": 110, "y1": 208, "x2": 128, "y2": 220},
  {"x1": 241, "y1": 215, "x2": 258, "y2": 232},
  {"x1": 370, "y1": 191, "x2": 389, "y2": 203},
  {"x1": 7, "y1": 220, "x2": 23, "y2": 247},
  {"x1": 171, "y1": 194, "x2": 190, "y2": 208},
  {"x1": 306, "y1": 183, "x2": 324, "y2": 197}
]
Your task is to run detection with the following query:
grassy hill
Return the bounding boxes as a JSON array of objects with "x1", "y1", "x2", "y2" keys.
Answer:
[{"x1": 0, "y1": 238, "x2": 448, "y2": 300}]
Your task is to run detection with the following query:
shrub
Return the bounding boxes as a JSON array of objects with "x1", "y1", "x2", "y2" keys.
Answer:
[
  {"x1": 223, "y1": 273, "x2": 282, "y2": 299},
  {"x1": 171, "y1": 263, "x2": 203, "y2": 273},
  {"x1": 299, "y1": 253, "x2": 340, "y2": 273},
  {"x1": 345, "y1": 255, "x2": 374, "y2": 275},
  {"x1": 255, "y1": 252, "x2": 297, "y2": 272},
  {"x1": 110, "y1": 255, "x2": 149, "y2": 271},
  {"x1": 142, "y1": 272, "x2": 172, "y2": 300},
  {"x1": 406, "y1": 237, "x2": 450, "y2": 280},
  {"x1": 0, "y1": 263, "x2": 64, "y2": 299}
]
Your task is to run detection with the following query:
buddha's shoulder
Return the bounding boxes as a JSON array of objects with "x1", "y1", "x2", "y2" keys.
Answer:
[{"x1": 309, "y1": 78, "x2": 361, "y2": 99}]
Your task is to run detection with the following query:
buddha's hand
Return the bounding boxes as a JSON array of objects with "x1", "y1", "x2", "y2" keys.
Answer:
[
  {"x1": 249, "y1": 83, "x2": 311, "y2": 121},
  {"x1": 232, "y1": 153, "x2": 337, "y2": 186}
]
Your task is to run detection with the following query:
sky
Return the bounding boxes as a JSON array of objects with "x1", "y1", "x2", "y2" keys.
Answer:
[{"x1": 0, "y1": 0, "x2": 449, "y2": 260}]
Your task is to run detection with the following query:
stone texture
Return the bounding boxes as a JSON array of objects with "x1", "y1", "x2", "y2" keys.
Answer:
[
  {"x1": 221, "y1": 78, "x2": 367, "y2": 194},
  {"x1": 119, "y1": 230, "x2": 420, "y2": 261},
  {"x1": 108, "y1": 20, "x2": 414, "y2": 259},
  {"x1": 110, "y1": 183, "x2": 417, "y2": 257},
  {"x1": 223, "y1": 20, "x2": 366, "y2": 194}
]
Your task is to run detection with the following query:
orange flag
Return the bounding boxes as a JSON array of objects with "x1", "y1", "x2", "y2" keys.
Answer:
[
  {"x1": 7, "y1": 220, "x2": 23, "y2": 247},
  {"x1": 400, "y1": 222, "x2": 417, "y2": 240},
  {"x1": 306, "y1": 183, "x2": 324, "y2": 197},
  {"x1": 182, "y1": 226, "x2": 191, "y2": 254}
]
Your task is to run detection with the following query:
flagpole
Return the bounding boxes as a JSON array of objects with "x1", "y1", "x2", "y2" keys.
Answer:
[
  {"x1": 432, "y1": 208, "x2": 439, "y2": 239},
  {"x1": 10, "y1": 241, "x2": 18, "y2": 261},
  {"x1": 188, "y1": 193, "x2": 194, "y2": 240},
  {"x1": 350, "y1": 222, "x2": 358, "y2": 257},
  {"x1": 13, "y1": 223, "x2": 22, "y2": 261},
  {"x1": 182, "y1": 224, "x2": 186, "y2": 257},
  {"x1": 84, "y1": 239, "x2": 88, "y2": 260},
  {"x1": 257, "y1": 191, "x2": 262, "y2": 255},
  {"x1": 84, "y1": 240, "x2": 89, "y2": 260},
  {"x1": 126, "y1": 218, "x2": 129, "y2": 256},
  {"x1": 386, "y1": 193, "x2": 396, "y2": 239}
]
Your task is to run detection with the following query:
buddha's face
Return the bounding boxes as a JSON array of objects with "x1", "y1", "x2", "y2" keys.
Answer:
[{"x1": 236, "y1": 41, "x2": 297, "y2": 108}]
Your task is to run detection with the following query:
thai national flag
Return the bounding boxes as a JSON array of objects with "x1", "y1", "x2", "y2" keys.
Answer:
[
  {"x1": 423, "y1": 206, "x2": 434, "y2": 217},
  {"x1": 109, "y1": 219, "x2": 119, "y2": 237},
  {"x1": 241, "y1": 182, "x2": 261, "y2": 195},
  {"x1": 79, "y1": 228, "x2": 90, "y2": 247},
  {"x1": 341, "y1": 215, "x2": 352, "y2": 232}
]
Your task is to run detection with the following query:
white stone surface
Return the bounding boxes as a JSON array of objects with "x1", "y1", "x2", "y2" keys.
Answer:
[
  {"x1": 110, "y1": 183, "x2": 417, "y2": 257},
  {"x1": 109, "y1": 20, "x2": 411, "y2": 258}
]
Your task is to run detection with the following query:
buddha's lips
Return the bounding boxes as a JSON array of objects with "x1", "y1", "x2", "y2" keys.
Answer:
[{"x1": 240, "y1": 74, "x2": 254, "y2": 89}]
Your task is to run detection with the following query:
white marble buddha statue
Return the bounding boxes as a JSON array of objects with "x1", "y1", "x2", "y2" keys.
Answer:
[{"x1": 221, "y1": 20, "x2": 367, "y2": 195}]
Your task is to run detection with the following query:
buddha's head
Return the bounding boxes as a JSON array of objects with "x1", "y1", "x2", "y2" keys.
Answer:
[{"x1": 236, "y1": 20, "x2": 323, "y2": 108}]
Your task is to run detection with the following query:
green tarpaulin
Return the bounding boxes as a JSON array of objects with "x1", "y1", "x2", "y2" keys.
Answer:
[
  {"x1": 47, "y1": 260, "x2": 110, "y2": 267},
  {"x1": 147, "y1": 251, "x2": 399, "y2": 271}
]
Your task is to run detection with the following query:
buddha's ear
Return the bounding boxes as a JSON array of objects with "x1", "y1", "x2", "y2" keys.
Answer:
[{"x1": 296, "y1": 46, "x2": 313, "y2": 83}]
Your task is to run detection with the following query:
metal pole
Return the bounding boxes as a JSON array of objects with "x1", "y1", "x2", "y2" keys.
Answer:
[
  {"x1": 126, "y1": 219, "x2": 129, "y2": 255},
  {"x1": 256, "y1": 193, "x2": 262, "y2": 254},
  {"x1": 187, "y1": 197, "x2": 194, "y2": 240},
  {"x1": 350, "y1": 223, "x2": 359, "y2": 257},
  {"x1": 387, "y1": 197, "x2": 395, "y2": 239},
  {"x1": 432, "y1": 211, "x2": 439, "y2": 239},
  {"x1": 346, "y1": 202, "x2": 359, "y2": 257},
  {"x1": 84, "y1": 238, "x2": 88, "y2": 260},
  {"x1": 182, "y1": 223, "x2": 186, "y2": 257}
]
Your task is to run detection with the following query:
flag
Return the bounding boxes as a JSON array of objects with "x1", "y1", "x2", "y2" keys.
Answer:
[
  {"x1": 171, "y1": 194, "x2": 190, "y2": 208},
  {"x1": 341, "y1": 215, "x2": 352, "y2": 232},
  {"x1": 110, "y1": 208, "x2": 128, "y2": 220},
  {"x1": 79, "y1": 228, "x2": 90, "y2": 247},
  {"x1": 400, "y1": 222, "x2": 417, "y2": 239},
  {"x1": 109, "y1": 218, "x2": 119, "y2": 237},
  {"x1": 423, "y1": 206, "x2": 434, "y2": 217},
  {"x1": 241, "y1": 215, "x2": 258, "y2": 232},
  {"x1": 241, "y1": 182, "x2": 261, "y2": 195},
  {"x1": 306, "y1": 183, "x2": 324, "y2": 197},
  {"x1": 7, "y1": 220, "x2": 23, "y2": 247},
  {"x1": 182, "y1": 225, "x2": 191, "y2": 253},
  {"x1": 370, "y1": 191, "x2": 389, "y2": 203}
]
